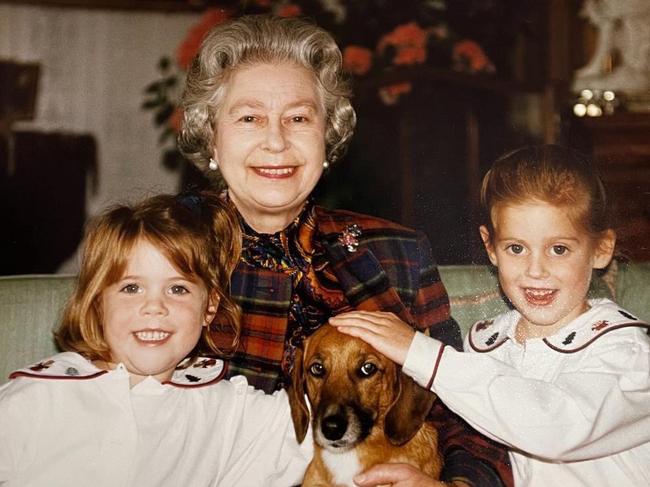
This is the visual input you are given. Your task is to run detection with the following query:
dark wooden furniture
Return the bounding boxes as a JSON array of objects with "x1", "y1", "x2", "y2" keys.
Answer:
[
  {"x1": 0, "y1": 131, "x2": 97, "y2": 275},
  {"x1": 316, "y1": 69, "x2": 524, "y2": 265},
  {"x1": 567, "y1": 113, "x2": 650, "y2": 262}
]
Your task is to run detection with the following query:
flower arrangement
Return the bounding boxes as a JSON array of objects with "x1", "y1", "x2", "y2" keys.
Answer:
[{"x1": 143, "y1": 0, "x2": 496, "y2": 171}]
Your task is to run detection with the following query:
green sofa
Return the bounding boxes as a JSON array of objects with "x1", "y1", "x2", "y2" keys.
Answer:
[{"x1": 1, "y1": 261, "x2": 649, "y2": 382}]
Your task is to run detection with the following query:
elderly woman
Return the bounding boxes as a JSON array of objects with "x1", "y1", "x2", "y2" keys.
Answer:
[{"x1": 178, "y1": 15, "x2": 511, "y2": 487}]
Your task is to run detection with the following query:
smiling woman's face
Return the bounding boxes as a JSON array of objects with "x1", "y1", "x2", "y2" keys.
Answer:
[{"x1": 213, "y1": 62, "x2": 327, "y2": 233}]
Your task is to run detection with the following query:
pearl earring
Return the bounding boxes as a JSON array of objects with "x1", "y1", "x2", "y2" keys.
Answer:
[
  {"x1": 323, "y1": 160, "x2": 330, "y2": 169},
  {"x1": 208, "y1": 158, "x2": 219, "y2": 171}
]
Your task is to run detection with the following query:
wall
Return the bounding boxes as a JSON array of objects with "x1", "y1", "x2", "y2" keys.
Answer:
[{"x1": 0, "y1": 4, "x2": 198, "y2": 271}]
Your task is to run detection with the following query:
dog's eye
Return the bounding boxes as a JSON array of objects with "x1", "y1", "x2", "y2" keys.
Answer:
[
  {"x1": 309, "y1": 362, "x2": 325, "y2": 377},
  {"x1": 359, "y1": 362, "x2": 377, "y2": 377}
]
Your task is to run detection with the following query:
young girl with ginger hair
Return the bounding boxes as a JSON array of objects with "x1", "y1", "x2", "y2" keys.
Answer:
[
  {"x1": 332, "y1": 145, "x2": 650, "y2": 486},
  {"x1": 0, "y1": 191, "x2": 311, "y2": 487}
]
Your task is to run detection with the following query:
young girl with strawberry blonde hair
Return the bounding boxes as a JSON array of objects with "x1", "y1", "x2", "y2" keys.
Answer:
[
  {"x1": 333, "y1": 145, "x2": 650, "y2": 486},
  {"x1": 0, "y1": 191, "x2": 311, "y2": 486}
]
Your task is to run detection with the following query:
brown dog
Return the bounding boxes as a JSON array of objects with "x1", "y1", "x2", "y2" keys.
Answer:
[{"x1": 288, "y1": 325, "x2": 442, "y2": 487}]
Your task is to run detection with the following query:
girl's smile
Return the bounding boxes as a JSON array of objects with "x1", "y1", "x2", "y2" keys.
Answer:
[
  {"x1": 522, "y1": 287, "x2": 557, "y2": 307},
  {"x1": 133, "y1": 329, "x2": 172, "y2": 344}
]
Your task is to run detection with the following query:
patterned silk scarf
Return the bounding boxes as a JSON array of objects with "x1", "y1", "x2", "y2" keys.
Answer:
[{"x1": 239, "y1": 202, "x2": 349, "y2": 378}]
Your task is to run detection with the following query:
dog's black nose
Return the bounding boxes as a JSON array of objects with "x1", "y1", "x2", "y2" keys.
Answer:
[{"x1": 321, "y1": 414, "x2": 348, "y2": 441}]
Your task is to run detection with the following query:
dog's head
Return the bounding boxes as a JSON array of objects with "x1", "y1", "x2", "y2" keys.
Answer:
[{"x1": 288, "y1": 324, "x2": 436, "y2": 452}]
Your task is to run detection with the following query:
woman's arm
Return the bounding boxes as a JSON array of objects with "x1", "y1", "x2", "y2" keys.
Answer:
[{"x1": 411, "y1": 232, "x2": 463, "y2": 350}]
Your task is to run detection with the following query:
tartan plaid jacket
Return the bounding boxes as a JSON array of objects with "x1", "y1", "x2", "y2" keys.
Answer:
[{"x1": 220, "y1": 206, "x2": 512, "y2": 486}]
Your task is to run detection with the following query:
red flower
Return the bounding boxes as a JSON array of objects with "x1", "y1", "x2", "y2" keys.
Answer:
[
  {"x1": 452, "y1": 39, "x2": 495, "y2": 74},
  {"x1": 276, "y1": 4, "x2": 302, "y2": 18},
  {"x1": 343, "y1": 45, "x2": 373, "y2": 76},
  {"x1": 394, "y1": 46, "x2": 427, "y2": 65},
  {"x1": 176, "y1": 8, "x2": 231, "y2": 70},
  {"x1": 168, "y1": 107, "x2": 184, "y2": 133},
  {"x1": 378, "y1": 22, "x2": 429, "y2": 66},
  {"x1": 378, "y1": 82, "x2": 412, "y2": 105},
  {"x1": 379, "y1": 22, "x2": 428, "y2": 48}
]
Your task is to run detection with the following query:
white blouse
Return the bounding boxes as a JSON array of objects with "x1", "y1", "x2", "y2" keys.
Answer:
[
  {"x1": 404, "y1": 298, "x2": 650, "y2": 486},
  {"x1": 0, "y1": 352, "x2": 312, "y2": 487}
]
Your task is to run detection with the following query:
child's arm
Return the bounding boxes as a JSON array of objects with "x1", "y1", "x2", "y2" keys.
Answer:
[
  {"x1": 0, "y1": 380, "x2": 34, "y2": 482},
  {"x1": 210, "y1": 376, "x2": 312, "y2": 487},
  {"x1": 332, "y1": 311, "x2": 650, "y2": 462},
  {"x1": 0, "y1": 383, "x2": 17, "y2": 481}
]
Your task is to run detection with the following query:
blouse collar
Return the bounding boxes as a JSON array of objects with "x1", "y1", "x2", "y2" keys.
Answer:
[
  {"x1": 10, "y1": 352, "x2": 226, "y2": 388},
  {"x1": 468, "y1": 298, "x2": 649, "y2": 354}
]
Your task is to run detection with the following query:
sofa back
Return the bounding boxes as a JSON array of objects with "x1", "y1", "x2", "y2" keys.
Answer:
[{"x1": 1, "y1": 261, "x2": 649, "y2": 382}]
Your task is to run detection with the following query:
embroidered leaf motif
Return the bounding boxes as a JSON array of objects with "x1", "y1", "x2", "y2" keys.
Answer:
[
  {"x1": 591, "y1": 320, "x2": 610, "y2": 332},
  {"x1": 194, "y1": 358, "x2": 217, "y2": 368},
  {"x1": 475, "y1": 319, "x2": 494, "y2": 331},
  {"x1": 485, "y1": 332, "x2": 499, "y2": 346},
  {"x1": 562, "y1": 332, "x2": 576, "y2": 345},
  {"x1": 185, "y1": 374, "x2": 201, "y2": 383},
  {"x1": 29, "y1": 360, "x2": 54, "y2": 372},
  {"x1": 618, "y1": 310, "x2": 638, "y2": 321}
]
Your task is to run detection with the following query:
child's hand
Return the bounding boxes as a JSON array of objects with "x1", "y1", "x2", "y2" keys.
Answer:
[{"x1": 329, "y1": 311, "x2": 415, "y2": 365}]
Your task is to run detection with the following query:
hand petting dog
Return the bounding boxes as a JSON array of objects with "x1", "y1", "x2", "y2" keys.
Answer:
[{"x1": 329, "y1": 311, "x2": 416, "y2": 366}]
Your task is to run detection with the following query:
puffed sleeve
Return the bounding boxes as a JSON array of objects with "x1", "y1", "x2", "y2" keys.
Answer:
[
  {"x1": 214, "y1": 376, "x2": 312, "y2": 486},
  {"x1": 412, "y1": 235, "x2": 512, "y2": 486},
  {"x1": 405, "y1": 329, "x2": 650, "y2": 461},
  {"x1": 0, "y1": 380, "x2": 33, "y2": 483}
]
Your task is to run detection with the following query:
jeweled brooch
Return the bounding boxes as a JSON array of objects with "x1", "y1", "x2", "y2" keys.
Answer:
[{"x1": 338, "y1": 224, "x2": 362, "y2": 252}]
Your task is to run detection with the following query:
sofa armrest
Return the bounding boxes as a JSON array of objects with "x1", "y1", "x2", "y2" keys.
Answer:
[
  {"x1": 604, "y1": 260, "x2": 650, "y2": 321},
  {"x1": 439, "y1": 265, "x2": 510, "y2": 338},
  {"x1": 0, "y1": 275, "x2": 74, "y2": 382}
]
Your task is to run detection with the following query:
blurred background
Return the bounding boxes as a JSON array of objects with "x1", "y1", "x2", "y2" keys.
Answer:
[{"x1": 1, "y1": 0, "x2": 649, "y2": 275}]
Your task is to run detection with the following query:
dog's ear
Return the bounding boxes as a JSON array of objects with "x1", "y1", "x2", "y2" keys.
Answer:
[
  {"x1": 286, "y1": 345, "x2": 310, "y2": 443},
  {"x1": 385, "y1": 369, "x2": 437, "y2": 446}
]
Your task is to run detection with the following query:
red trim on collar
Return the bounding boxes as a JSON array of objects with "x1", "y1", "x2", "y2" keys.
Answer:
[
  {"x1": 543, "y1": 322, "x2": 650, "y2": 353},
  {"x1": 9, "y1": 370, "x2": 108, "y2": 381}
]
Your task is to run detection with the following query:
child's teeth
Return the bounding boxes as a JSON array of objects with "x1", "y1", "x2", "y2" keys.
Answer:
[
  {"x1": 135, "y1": 331, "x2": 170, "y2": 341},
  {"x1": 527, "y1": 289, "x2": 553, "y2": 297}
]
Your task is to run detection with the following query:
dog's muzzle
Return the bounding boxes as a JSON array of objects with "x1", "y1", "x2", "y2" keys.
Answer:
[{"x1": 315, "y1": 403, "x2": 375, "y2": 452}]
